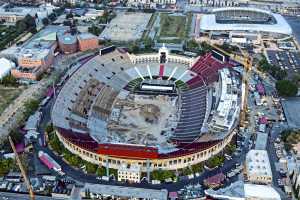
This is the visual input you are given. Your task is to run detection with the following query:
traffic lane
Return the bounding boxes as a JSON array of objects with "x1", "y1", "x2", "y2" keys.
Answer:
[
  {"x1": 34, "y1": 134, "x2": 246, "y2": 192},
  {"x1": 0, "y1": 192, "x2": 62, "y2": 200}
]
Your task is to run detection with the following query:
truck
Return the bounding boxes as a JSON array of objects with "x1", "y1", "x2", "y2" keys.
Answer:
[{"x1": 38, "y1": 151, "x2": 65, "y2": 176}]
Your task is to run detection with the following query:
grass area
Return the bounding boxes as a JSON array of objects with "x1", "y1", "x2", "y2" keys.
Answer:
[
  {"x1": 141, "y1": 12, "x2": 157, "y2": 40},
  {"x1": 0, "y1": 25, "x2": 22, "y2": 50},
  {"x1": 159, "y1": 13, "x2": 186, "y2": 38},
  {"x1": 185, "y1": 12, "x2": 193, "y2": 37},
  {"x1": 0, "y1": 86, "x2": 24, "y2": 114},
  {"x1": 281, "y1": 130, "x2": 300, "y2": 152},
  {"x1": 157, "y1": 38, "x2": 183, "y2": 44}
]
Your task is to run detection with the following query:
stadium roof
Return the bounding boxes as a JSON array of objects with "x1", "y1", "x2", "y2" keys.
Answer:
[
  {"x1": 213, "y1": 7, "x2": 272, "y2": 15},
  {"x1": 200, "y1": 8, "x2": 292, "y2": 35}
]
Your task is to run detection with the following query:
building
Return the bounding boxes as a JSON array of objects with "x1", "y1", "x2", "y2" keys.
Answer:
[
  {"x1": 188, "y1": 0, "x2": 300, "y2": 13},
  {"x1": 77, "y1": 33, "x2": 99, "y2": 52},
  {"x1": 1, "y1": 26, "x2": 68, "y2": 80},
  {"x1": 205, "y1": 181, "x2": 281, "y2": 200},
  {"x1": 84, "y1": 9, "x2": 104, "y2": 20},
  {"x1": 200, "y1": 7, "x2": 292, "y2": 41},
  {"x1": 118, "y1": 163, "x2": 141, "y2": 183},
  {"x1": 81, "y1": 183, "x2": 168, "y2": 199},
  {"x1": 0, "y1": 3, "x2": 55, "y2": 23},
  {"x1": 58, "y1": 34, "x2": 78, "y2": 54},
  {"x1": 127, "y1": 0, "x2": 176, "y2": 7},
  {"x1": 245, "y1": 150, "x2": 272, "y2": 184},
  {"x1": 255, "y1": 132, "x2": 268, "y2": 150},
  {"x1": 0, "y1": 57, "x2": 15, "y2": 79}
]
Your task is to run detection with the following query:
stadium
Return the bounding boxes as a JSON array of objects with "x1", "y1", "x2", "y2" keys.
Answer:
[
  {"x1": 51, "y1": 45, "x2": 242, "y2": 172},
  {"x1": 200, "y1": 7, "x2": 292, "y2": 39}
]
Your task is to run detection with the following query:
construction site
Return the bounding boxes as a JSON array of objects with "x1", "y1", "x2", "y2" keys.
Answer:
[{"x1": 108, "y1": 93, "x2": 179, "y2": 147}]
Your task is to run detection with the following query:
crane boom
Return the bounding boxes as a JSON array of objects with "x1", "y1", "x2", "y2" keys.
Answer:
[{"x1": 8, "y1": 136, "x2": 35, "y2": 200}]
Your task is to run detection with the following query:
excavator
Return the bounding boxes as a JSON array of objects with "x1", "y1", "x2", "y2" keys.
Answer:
[
  {"x1": 210, "y1": 43, "x2": 253, "y2": 129},
  {"x1": 9, "y1": 136, "x2": 35, "y2": 200}
]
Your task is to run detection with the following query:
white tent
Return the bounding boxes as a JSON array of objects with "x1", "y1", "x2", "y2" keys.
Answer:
[{"x1": 0, "y1": 58, "x2": 15, "y2": 79}]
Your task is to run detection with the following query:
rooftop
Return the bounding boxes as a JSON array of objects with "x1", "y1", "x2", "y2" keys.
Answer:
[
  {"x1": 205, "y1": 181, "x2": 281, "y2": 200},
  {"x1": 83, "y1": 183, "x2": 168, "y2": 200},
  {"x1": 77, "y1": 33, "x2": 98, "y2": 40},
  {"x1": 200, "y1": 9, "x2": 292, "y2": 35},
  {"x1": 245, "y1": 149, "x2": 272, "y2": 178},
  {"x1": 58, "y1": 34, "x2": 77, "y2": 45}
]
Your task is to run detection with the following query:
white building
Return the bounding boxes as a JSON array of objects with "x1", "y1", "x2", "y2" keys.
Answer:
[
  {"x1": 208, "y1": 68, "x2": 240, "y2": 133},
  {"x1": 0, "y1": 57, "x2": 15, "y2": 79},
  {"x1": 200, "y1": 7, "x2": 292, "y2": 40},
  {"x1": 118, "y1": 163, "x2": 141, "y2": 183},
  {"x1": 245, "y1": 150, "x2": 273, "y2": 185},
  {"x1": 205, "y1": 181, "x2": 281, "y2": 200},
  {"x1": 127, "y1": 0, "x2": 176, "y2": 8},
  {"x1": 0, "y1": 3, "x2": 55, "y2": 23}
]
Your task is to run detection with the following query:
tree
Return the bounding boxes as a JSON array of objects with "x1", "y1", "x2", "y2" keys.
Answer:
[
  {"x1": 96, "y1": 166, "x2": 106, "y2": 176},
  {"x1": 45, "y1": 124, "x2": 54, "y2": 134},
  {"x1": 151, "y1": 170, "x2": 175, "y2": 181},
  {"x1": 16, "y1": 20, "x2": 27, "y2": 33},
  {"x1": 292, "y1": 74, "x2": 300, "y2": 87},
  {"x1": 24, "y1": 15, "x2": 36, "y2": 29},
  {"x1": 199, "y1": 41, "x2": 212, "y2": 55},
  {"x1": 88, "y1": 25, "x2": 102, "y2": 36},
  {"x1": 9, "y1": 130, "x2": 24, "y2": 144},
  {"x1": 182, "y1": 167, "x2": 192, "y2": 176},
  {"x1": 0, "y1": 158, "x2": 14, "y2": 176},
  {"x1": 276, "y1": 80, "x2": 298, "y2": 97},
  {"x1": 23, "y1": 99, "x2": 40, "y2": 118},
  {"x1": 49, "y1": 133, "x2": 63, "y2": 155},
  {"x1": 66, "y1": 13, "x2": 74, "y2": 19},
  {"x1": 42, "y1": 18, "x2": 50, "y2": 26},
  {"x1": 128, "y1": 42, "x2": 140, "y2": 54},
  {"x1": 191, "y1": 163, "x2": 204, "y2": 173},
  {"x1": 0, "y1": 74, "x2": 18, "y2": 87},
  {"x1": 85, "y1": 162, "x2": 98, "y2": 174},
  {"x1": 48, "y1": 13, "x2": 57, "y2": 21},
  {"x1": 206, "y1": 155, "x2": 225, "y2": 169},
  {"x1": 185, "y1": 39, "x2": 199, "y2": 52},
  {"x1": 143, "y1": 37, "x2": 154, "y2": 50}
]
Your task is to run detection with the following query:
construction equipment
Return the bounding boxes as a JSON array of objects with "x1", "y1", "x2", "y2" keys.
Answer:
[
  {"x1": 210, "y1": 43, "x2": 252, "y2": 128},
  {"x1": 8, "y1": 136, "x2": 35, "y2": 200}
]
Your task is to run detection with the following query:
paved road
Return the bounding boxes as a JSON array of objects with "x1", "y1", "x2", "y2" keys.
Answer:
[{"x1": 0, "y1": 192, "x2": 64, "y2": 200}]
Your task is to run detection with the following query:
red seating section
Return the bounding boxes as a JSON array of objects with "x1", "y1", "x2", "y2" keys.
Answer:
[{"x1": 187, "y1": 53, "x2": 229, "y2": 88}]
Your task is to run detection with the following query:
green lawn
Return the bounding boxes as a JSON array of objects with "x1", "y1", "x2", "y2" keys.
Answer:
[
  {"x1": 0, "y1": 25, "x2": 21, "y2": 50},
  {"x1": 159, "y1": 13, "x2": 186, "y2": 38},
  {"x1": 0, "y1": 86, "x2": 24, "y2": 114}
]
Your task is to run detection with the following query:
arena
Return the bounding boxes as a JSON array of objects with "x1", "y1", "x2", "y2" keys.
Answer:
[
  {"x1": 51, "y1": 45, "x2": 242, "y2": 173},
  {"x1": 200, "y1": 7, "x2": 292, "y2": 39}
]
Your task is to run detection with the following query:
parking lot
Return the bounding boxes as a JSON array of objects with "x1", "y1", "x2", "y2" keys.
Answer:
[
  {"x1": 281, "y1": 97, "x2": 300, "y2": 129},
  {"x1": 266, "y1": 50, "x2": 300, "y2": 78}
]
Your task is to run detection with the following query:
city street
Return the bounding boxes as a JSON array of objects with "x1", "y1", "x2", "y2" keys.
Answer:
[{"x1": 0, "y1": 192, "x2": 64, "y2": 200}]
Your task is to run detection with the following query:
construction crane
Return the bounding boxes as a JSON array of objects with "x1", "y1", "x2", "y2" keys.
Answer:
[
  {"x1": 8, "y1": 136, "x2": 35, "y2": 200},
  {"x1": 210, "y1": 43, "x2": 252, "y2": 128}
]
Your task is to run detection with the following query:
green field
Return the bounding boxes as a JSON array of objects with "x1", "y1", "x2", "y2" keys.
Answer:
[
  {"x1": 0, "y1": 25, "x2": 21, "y2": 50},
  {"x1": 0, "y1": 86, "x2": 24, "y2": 114},
  {"x1": 159, "y1": 13, "x2": 186, "y2": 38}
]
